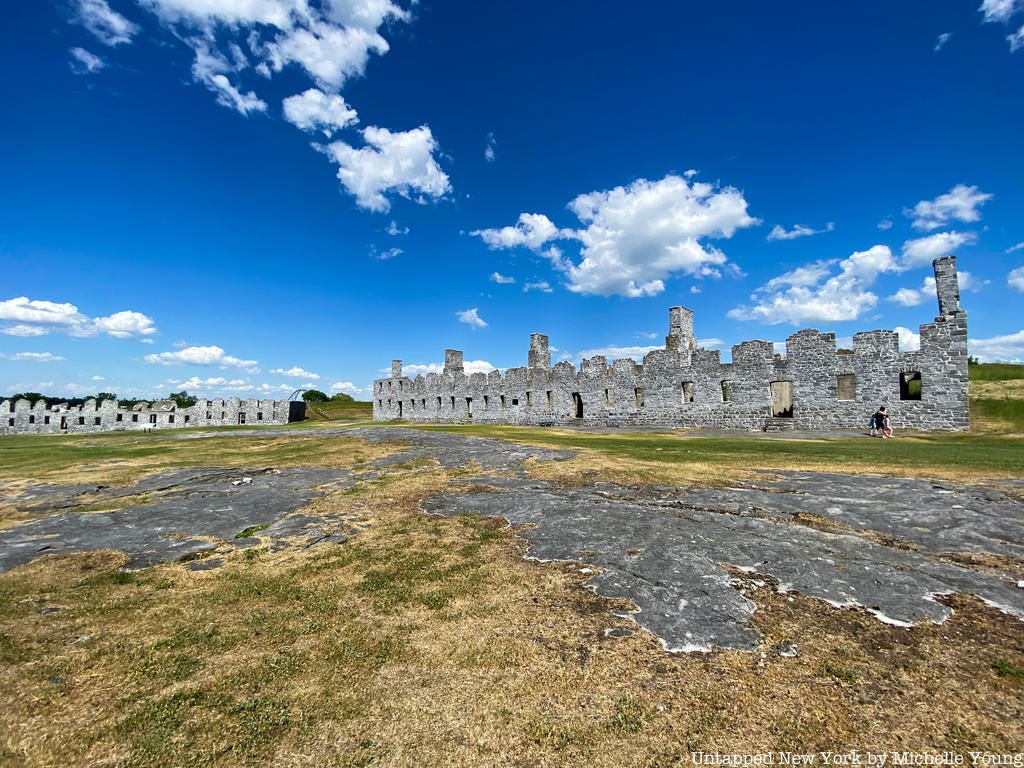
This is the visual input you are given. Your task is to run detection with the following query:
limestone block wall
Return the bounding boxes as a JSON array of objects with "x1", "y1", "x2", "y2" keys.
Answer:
[
  {"x1": 0, "y1": 396, "x2": 305, "y2": 436},
  {"x1": 373, "y1": 257, "x2": 969, "y2": 432}
]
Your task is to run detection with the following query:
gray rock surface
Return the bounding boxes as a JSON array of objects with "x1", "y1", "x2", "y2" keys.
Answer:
[
  {"x1": 0, "y1": 467, "x2": 352, "y2": 571},
  {"x1": 423, "y1": 471, "x2": 1024, "y2": 652},
  {"x1": 2, "y1": 427, "x2": 1021, "y2": 657}
]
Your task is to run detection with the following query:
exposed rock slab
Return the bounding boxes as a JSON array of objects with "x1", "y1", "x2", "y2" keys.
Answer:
[
  {"x1": 423, "y1": 472, "x2": 1024, "y2": 652},
  {"x1": 0, "y1": 467, "x2": 352, "y2": 571}
]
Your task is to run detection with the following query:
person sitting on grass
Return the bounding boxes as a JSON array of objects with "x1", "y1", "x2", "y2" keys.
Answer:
[{"x1": 870, "y1": 405, "x2": 887, "y2": 437}]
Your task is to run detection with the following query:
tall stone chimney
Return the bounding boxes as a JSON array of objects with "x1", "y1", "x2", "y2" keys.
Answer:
[
  {"x1": 443, "y1": 349, "x2": 464, "y2": 376},
  {"x1": 391, "y1": 359, "x2": 403, "y2": 379},
  {"x1": 665, "y1": 306, "x2": 696, "y2": 353},
  {"x1": 933, "y1": 256, "x2": 962, "y2": 316},
  {"x1": 528, "y1": 333, "x2": 551, "y2": 371}
]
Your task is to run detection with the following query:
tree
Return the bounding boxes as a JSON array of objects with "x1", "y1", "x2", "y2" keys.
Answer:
[
  {"x1": 302, "y1": 389, "x2": 328, "y2": 403},
  {"x1": 95, "y1": 392, "x2": 119, "y2": 403},
  {"x1": 330, "y1": 392, "x2": 355, "y2": 403},
  {"x1": 169, "y1": 390, "x2": 198, "y2": 408},
  {"x1": 8, "y1": 392, "x2": 43, "y2": 404}
]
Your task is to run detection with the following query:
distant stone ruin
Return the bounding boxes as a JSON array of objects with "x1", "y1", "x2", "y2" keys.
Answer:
[
  {"x1": 0, "y1": 397, "x2": 305, "y2": 435},
  {"x1": 373, "y1": 256, "x2": 968, "y2": 431}
]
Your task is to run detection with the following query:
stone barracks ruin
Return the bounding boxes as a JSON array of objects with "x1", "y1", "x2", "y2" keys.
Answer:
[
  {"x1": 374, "y1": 256, "x2": 969, "y2": 431},
  {"x1": 1, "y1": 397, "x2": 305, "y2": 435}
]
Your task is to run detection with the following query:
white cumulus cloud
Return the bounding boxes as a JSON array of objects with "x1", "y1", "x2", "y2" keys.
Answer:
[
  {"x1": 894, "y1": 326, "x2": 922, "y2": 352},
  {"x1": 473, "y1": 175, "x2": 758, "y2": 298},
  {"x1": 92, "y1": 311, "x2": 159, "y2": 339},
  {"x1": 0, "y1": 297, "x2": 157, "y2": 339},
  {"x1": 979, "y1": 0, "x2": 1022, "y2": 23},
  {"x1": 900, "y1": 231, "x2": 977, "y2": 268},
  {"x1": 370, "y1": 246, "x2": 402, "y2": 261},
  {"x1": 523, "y1": 280, "x2": 552, "y2": 293},
  {"x1": 6, "y1": 352, "x2": 66, "y2": 363},
  {"x1": 283, "y1": 88, "x2": 358, "y2": 134},
  {"x1": 72, "y1": 0, "x2": 139, "y2": 46},
  {"x1": 574, "y1": 344, "x2": 661, "y2": 363},
  {"x1": 729, "y1": 245, "x2": 897, "y2": 326},
  {"x1": 1010, "y1": 24, "x2": 1024, "y2": 51},
  {"x1": 135, "y1": 0, "x2": 407, "y2": 115},
  {"x1": 330, "y1": 381, "x2": 368, "y2": 397},
  {"x1": 69, "y1": 47, "x2": 107, "y2": 74},
  {"x1": 970, "y1": 329, "x2": 1024, "y2": 362},
  {"x1": 122, "y1": 1, "x2": 431, "y2": 210},
  {"x1": 2, "y1": 324, "x2": 50, "y2": 337},
  {"x1": 484, "y1": 132, "x2": 496, "y2": 163},
  {"x1": 456, "y1": 308, "x2": 487, "y2": 329},
  {"x1": 396, "y1": 360, "x2": 498, "y2": 377},
  {"x1": 322, "y1": 125, "x2": 451, "y2": 212},
  {"x1": 137, "y1": 0, "x2": 296, "y2": 27},
  {"x1": 144, "y1": 345, "x2": 259, "y2": 373},
  {"x1": 190, "y1": 38, "x2": 267, "y2": 115},
  {"x1": 264, "y1": 19, "x2": 390, "y2": 90},
  {"x1": 473, "y1": 213, "x2": 569, "y2": 252},
  {"x1": 889, "y1": 272, "x2": 980, "y2": 307},
  {"x1": 0, "y1": 297, "x2": 86, "y2": 328},
  {"x1": 904, "y1": 184, "x2": 993, "y2": 231},
  {"x1": 1009, "y1": 266, "x2": 1024, "y2": 291},
  {"x1": 490, "y1": 272, "x2": 515, "y2": 285},
  {"x1": 271, "y1": 366, "x2": 320, "y2": 379},
  {"x1": 766, "y1": 222, "x2": 834, "y2": 241}
]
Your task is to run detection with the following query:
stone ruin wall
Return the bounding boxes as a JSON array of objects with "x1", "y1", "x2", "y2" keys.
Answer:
[
  {"x1": 372, "y1": 257, "x2": 969, "y2": 432},
  {"x1": 0, "y1": 397, "x2": 305, "y2": 435}
]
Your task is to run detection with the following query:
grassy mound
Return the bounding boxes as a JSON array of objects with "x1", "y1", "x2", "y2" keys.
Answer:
[
  {"x1": 970, "y1": 362, "x2": 1024, "y2": 433},
  {"x1": 302, "y1": 398, "x2": 372, "y2": 422}
]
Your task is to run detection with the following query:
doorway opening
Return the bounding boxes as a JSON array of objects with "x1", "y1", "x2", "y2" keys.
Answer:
[
  {"x1": 770, "y1": 381, "x2": 793, "y2": 417},
  {"x1": 572, "y1": 392, "x2": 583, "y2": 418}
]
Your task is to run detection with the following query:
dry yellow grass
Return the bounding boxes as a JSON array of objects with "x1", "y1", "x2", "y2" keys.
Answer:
[
  {"x1": 970, "y1": 379, "x2": 1024, "y2": 400},
  {"x1": 2, "y1": 456, "x2": 1022, "y2": 766},
  {"x1": 0, "y1": 433, "x2": 399, "y2": 533}
]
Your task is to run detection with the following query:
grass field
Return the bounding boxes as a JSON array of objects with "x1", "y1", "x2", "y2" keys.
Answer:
[
  {"x1": 2, "y1": 452, "x2": 1022, "y2": 765},
  {"x1": 969, "y1": 362, "x2": 1024, "y2": 382},
  {"x1": 0, "y1": 366, "x2": 1022, "y2": 764}
]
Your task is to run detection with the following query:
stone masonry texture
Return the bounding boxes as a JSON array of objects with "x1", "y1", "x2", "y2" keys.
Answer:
[
  {"x1": 0, "y1": 397, "x2": 305, "y2": 435},
  {"x1": 373, "y1": 257, "x2": 969, "y2": 431}
]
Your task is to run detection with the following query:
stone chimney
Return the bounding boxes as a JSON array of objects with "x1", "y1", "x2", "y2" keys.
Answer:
[
  {"x1": 933, "y1": 256, "x2": 962, "y2": 316},
  {"x1": 665, "y1": 306, "x2": 696, "y2": 353},
  {"x1": 391, "y1": 359, "x2": 403, "y2": 379},
  {"x1": 528, "y1": 333, "x2": 551, "y2": 371},
  {"x1": 443, "y1": 349, "x2": 464, "y2": 376}
]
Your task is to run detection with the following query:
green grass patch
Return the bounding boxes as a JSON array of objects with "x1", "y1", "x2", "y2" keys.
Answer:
[
  {"x1": 236, "y1": 524, "x2": 269, "y2": 539},
  {"x1": 303, "y1": 399, "x2": 373, "y2": 422},
  {"x1": 969, "y1": 362, "x2": 1024, "y2": 381},
  {"x1": 0, "y1": 430, "x2": 379, "y2": 485},
  {"x1": 971, "y1": 398, "x2": 1024, "y2": 432},
  {"x1": 822, "y1": 663, "x2": 860, "y2": 684},
  {"x1": 407, "y1": 424, "x2": 1023, "y2": 477},
  {"x1": 609, "y1": 696, "x2": 652, "y2": 734},
  {"x1": 993, "y1": 659, "x2": 1024, "y2": 682}
]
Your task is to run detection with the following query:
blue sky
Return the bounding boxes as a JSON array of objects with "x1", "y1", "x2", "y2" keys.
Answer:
[{"x1": 2, "y1": 1, "x2": 1023, "y2": 400}]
